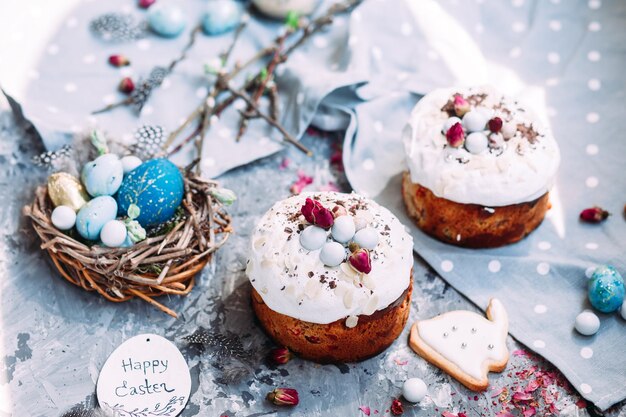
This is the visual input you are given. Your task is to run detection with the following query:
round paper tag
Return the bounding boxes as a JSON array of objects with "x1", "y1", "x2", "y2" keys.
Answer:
[{"x1": 97, "y1": 334, "x2": 191, "y2": 417}]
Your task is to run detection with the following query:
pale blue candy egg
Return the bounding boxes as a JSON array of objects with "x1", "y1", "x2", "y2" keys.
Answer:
[
  {"x1": 201, "y1": 0, "x2": 244, "y2": 36},
  {"x1": 465, "y1": 132, "x2": 489, "y2": 154},
  {"x1": 353, "y1": 227, "x2": 379, "y2": 250},
  {"x1": 100, "y1": 220, "x2": 128, "y2": 248},
  {"x1": 588, "y1": 265, "x2": 625, "y2": 313},
  {"x1": 75, "y1": 196, "x2": 118, "y2": 240},
  {"x1": 148, "y1": 5, "x2": 187, "y2": 38},
  {"x1": 51, "y1": 205, "x2": 76, "y2": 230},
  {"x1": 462, "y1": 110, "x2": 489, "y2": 132},
  {"x1": 331, "y1": 216, "x2": 355, "y2": 243},
  {"x1": 121, "y1": 155, "x2": 142, "y2": 174},
  {"x1": 300, "y1": 225, "x2": 327, "y2": 251},
  {"x1": 442, "y1": 117, "x2": 461, "y2": 134},
  {"x1": 574, "y1": 311, "x2": 600, "y2": 336},
  {"x1": 81, "y1": 154, "x2": 124, "y2": 197},
  {"x1": 252, "y1": 0, "x2": 320, "y2": 18},
  {"x1": 116, "y1": 159, "x2": 184, "y2": 227},
  {"x1": 319, "y1": 241, "x2": 346, "y2": 267}
]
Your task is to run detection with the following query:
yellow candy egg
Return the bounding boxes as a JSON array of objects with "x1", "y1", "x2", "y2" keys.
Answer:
[{"x1": 47, "y1": 172, "x2": 89, "y2": 211}]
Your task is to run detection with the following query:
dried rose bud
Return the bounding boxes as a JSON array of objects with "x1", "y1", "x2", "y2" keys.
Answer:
[
  {"x1": 108, "y1": 54, "x2": 130, "y2": 67},
  {"x1": 270, "y1": 347, "x2": 292, "y2": 365},
  {"x1": 349, "y1": 248, "x2": 372, "y2": 274},
  {"x1": 580, "y1": 206, "x2": 609, "y2": 223},
  {"x1": 446, "y1": 122, "x2": 465, "y2": 148},
  {"x1": 301, "y1": 198, "x2": 334, "y2": 229},
  {"x1": 453, "y1": 94, "x2": 470, "y2": 117},
  {"x1": 332, "y1": 205, "x2": 348, "y2": 218},
  {"x1": 118, "y1": 77, "x2": 135, "y2": 94},
  {"x1": 267, "y1": 388, "x2": 299, "y2": 406},
  {"x1": 138, "y1": 0, "x2": 156, "y2": 8},
  {"x1": 488, "y1": 117, "x2": 503, "y2": 133},
  {"x1": 391, "y1": 398, "x2": 404, "y2": 415}
]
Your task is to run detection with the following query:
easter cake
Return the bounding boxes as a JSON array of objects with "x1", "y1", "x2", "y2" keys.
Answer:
[
  {"x1": 247, "y1": 192, "x2": 414, "y2": 363},
  {"x1": 402, "y1": 86, "x2": 560, "y2": 248}
]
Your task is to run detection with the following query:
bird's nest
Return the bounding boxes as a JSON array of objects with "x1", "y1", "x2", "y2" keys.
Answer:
[{"x1": 23, "y1": 172, "x2": 232, "y2": 318}]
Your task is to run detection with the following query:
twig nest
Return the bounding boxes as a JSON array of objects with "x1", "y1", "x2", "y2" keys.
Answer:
[
  {"x1": 574, "y1": 311, "x2": 600, "y2": 336},
  {"x1": 300, "y1": 225, "x2": 326, "y2": 251},
  {"x1": 76, "y1": 196, "x2": 118, "y2": 240},
  {"x1": 81, "y1": 154, "x2": 124, "y2": 197},
  {"x1": 148, "y1": 4, "x2": 187, "y2": 38},
  {"x1": 252, "y1": 0, "x2": 321, "y2": 18},
  {"x1": 402, "y1": 378, "x2": 427, "y2": 403},
  {"x1": 202, "y1": 0, "x2": 244, "y2": 36},
  {"x1": 319, "y1": 241, "x2": 345, "y2": 267},
  {"x1": 51, "y1": 206, "x2": 77, "y2": 230},
  {"x1": 100, "y1": 220, "x2": 128, "y2": 247}
]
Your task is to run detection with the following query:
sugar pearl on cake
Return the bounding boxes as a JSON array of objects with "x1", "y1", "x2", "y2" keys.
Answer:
[
  {"x1": 100, "y1": 220, "x2": 128, "y2": 248},
  {"x1": 488, "y1": 132, "x2": 504, "y2": 148},
  {"x1": 353, "y1": 216, "x2": 368, "y2": 231},
  {"x1": 464, "y1": 132, "x2": 489, "y2": 154},
  {"x1": 353, "y1": 227, "x2": 379, "y2": 250},
  {"x1": 51, "y1": 205, "x2": 77, "y2": 230},
  {"x1": 402, "y1": 378, "x2": 427, "y2": 403},
  {"x1": 501, "y1": 121, "x2": 517, "y2": 139},
  {"x1": 300, "y1": 225, "x2": 327, "y2": 250},
  {"x1": 331, "y1": 216, "x2": 356, "y2": 243},
  {"x1": 442, "y1": 116, "x2": 461, "y2": 134},
  {"x1": 462, "y1": 110, "x2": 489, "y2": 132},
  {"x1": 574, "y1": 311, "x2": 600, "y2": 336},
  {"x1": 319, "y1": 241, "x2": 346, "y2": 266}
]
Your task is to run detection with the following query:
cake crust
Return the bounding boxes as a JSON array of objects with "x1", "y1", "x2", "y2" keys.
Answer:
[{"x1": 402, "y1": 172, "x2": 550, "y2": 248}]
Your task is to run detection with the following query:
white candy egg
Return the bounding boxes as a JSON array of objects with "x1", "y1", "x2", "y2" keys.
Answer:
[
  {"x1": 353, "y1": 216, "x2": 368, "y2": 231},
  {"x1": 100, "y1": 220, "x2": 128, "y2": 248},
  {"x1": 331, "y1": 216, "x2": 356, "y2": 243},
  {"x1": 462, "y1": 110, "x2": 489, "y2": 132},
  {"x1": 300, "y1": 225, "x2": 327, "y2": 251},
  {"x1": 621, "y1": 301, "x2": 626, "y2": 320},
  {"x1": 121, "y1": 155, "x2": 142, "y2": 174},
  {"x1": 319, "y1": 241, "x2": 346, "y2": 267},
  {"x1": 402, "y1": 378, "x2": 427, "y2": 403},
  {"x1": 442, "y1": 116, "x2": 461, "y2": 134},
  {"x1": 353, "y1": 227, "x2": 379, "y2": 250},
  {"x1": 574, "y1": 311, "x2": 600, "y2": 336},
  {"x1": 51, "y1": 205, "x2": 77, "y2": 230},
  {"x1": 501, "y1": 121, "x2": 517, "y2": 139},
  {"x1": 464, "y1": 132, "x2": 489, "y2": 154}
]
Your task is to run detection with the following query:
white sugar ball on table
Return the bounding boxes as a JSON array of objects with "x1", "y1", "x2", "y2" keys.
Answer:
[
  {"x1": 442, "y1": 116, "x2": 461, "y2": 133},
  {"x1": 403, "y1": 378, "x2": 427, "y2": 403},
  {"x1": 121, "y1": 155, "x2": 142, "y2": 174},
  {"x1": 319, "y1": 241, "x2": 346, "y2": 267},
  {"x1": 575, "y1": 311, "x2": 600, "y2": 336},
  {"x1": 465, "y1": 132, "x2": 489, "y2": 154},
  {"x1": 621, "y1": 301, "x2": 626, "y2": 320},
  {"x1": 331, "y1": 216, "x2": 356, "y2": 243},
  {"x1": 300, "y1": 225, "x2": 327, "y2": 251},
  {"x1": 51, "y1": 205, "x2": 77, "y2": 230},
  {"x1": 462, "y1": 110, "x2": 489, "y2": 132},
  {"x1": 353, "y1": 227, "x2": 379, "y2": 250},
  {"x1": 100, "y1": 220, "x2": 128, "y2": 247}
]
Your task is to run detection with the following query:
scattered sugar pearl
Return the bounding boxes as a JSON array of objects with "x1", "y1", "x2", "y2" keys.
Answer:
[
  {"x1": 121, "y1": 155, "x2": 142, "y2": 174},
  {"x1": 464, "y1": 132, "x2": 489, "y2": 154},
  {"x1": 580, "y1": 347, "x2": 594, "y2": 359},
  {"x1": 319, "y1": 241, "x2": 346, "y2": 267},
  {"x1": 300, "y1": 226, "x2": 327, "y2": 251},
  {"x1": 331, "y1": 216, "x2": 356, "y2": 243},
  {"x1": 353, "y1": 227, "x2": 379, "y2": 250},
  {"x1": 501, "y1": 121, "x2": 517, "y2": 139},
  {"x1": 621, "y1": 301, "x2": 626, "y2": 320},
  {"x1": 442, "y1": 117, "x2": 461, "y2": 134},
  {"x1": 51, "y1": 206, "x2": 77, "y2": 230},
  {"x1": 100, "y1": 220, "x2": 128, "y2": 248},
  {"x1": 575, "y1": 311, "x2": 600, "y2": 336},
  {"x1": 462, "y1": 110, "x2": 489, "y2": 132},
  {"x1": 402, "y1": 378, "x2": 427, "y2": 403}
]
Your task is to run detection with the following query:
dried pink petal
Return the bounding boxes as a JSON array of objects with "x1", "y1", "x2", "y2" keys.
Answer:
[
  {"x1": 359, "y1": 405, "x2": 371, "y2": 416},
  {"x1": 390, "y1": 399, "x2": 404, "y2": 415},
  {"x1": 525, "y1": 380, "x2": 540, "y2": 393},
  {"x1": 279, "y1": 157, "x2": 290, "y2": 170},
  {"x1": 290, "y1": 171, "x2": 313, "y2": 194},
  {"x1": 446, "y1": 122, "x2": 465, "y2": 148},
  {"x1": 349, "y1": 248, "x2": 372, "y2": 274},
  {"x1": 522, "y1": 406, "x2": 536, "y2": 417},
  {"x1": 512, "y1": 392, "x2": 533, "y2": 401},
  {"x1": 138, "y1": 0, "x2": 156, "y2": 8}
]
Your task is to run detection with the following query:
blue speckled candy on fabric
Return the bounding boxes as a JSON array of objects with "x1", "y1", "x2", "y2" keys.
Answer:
[
  {"x1": 148, "y1": 5, "x2": 187, "y2": 38},
  {"x1": 116, "y1": 159, "x2": 184, "y2": 227},
  {"x1": 201, "y1": 0, "x2": 243, "y2": 36},
  {"x1": 75, "y1": 196, "x2": 118, "y2": 240},
  {"x1": 81, "y1": 154, "x2": 123, "y2": 197},
  {"x1": 588, "y1": 265, "x2": 625, "y2": 313}
]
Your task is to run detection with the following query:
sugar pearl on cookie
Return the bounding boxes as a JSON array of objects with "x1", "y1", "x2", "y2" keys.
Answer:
[
  {"x1": 51, "y1": 205, "x2": 77, "y2": 230},
  {"x1": 442, "y1": 117, "x2": 461, "y2": 134},
  {"x1": 319, "y1": 241, "x2": 346, "y2": 267},
  {"x1": 574, "y1": 311, "x2": 600, "y2": 336},
  {"x1": 331, "y1": 216, "x2": 356, "y2": 243},
  {"x1": 464, "y1": 132, "x2": 489, "y2": 154},
  {"x1": 353, "y1": 227, "x2": 379, "y2": 250},
  {"x1": 300, "y1": 225, "x2": 327, "y2": 251},
  {"x1": 462, "y1": 110, "x2": 489, "y2": 132},
  {"x1": 402, "y1": 378, "x2": 427, "y2": 403}
]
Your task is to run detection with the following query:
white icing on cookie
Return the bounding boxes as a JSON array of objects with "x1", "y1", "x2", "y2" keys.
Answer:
[
  {"x1": 247, "y1": 192, "x2": 413, "y2": 324},
  {"x1": 403, "y1": 86, "x2": 560, "y2": 206},
  {"x1": 417, "y1": 299, "x2": 508, "y2": 380}
]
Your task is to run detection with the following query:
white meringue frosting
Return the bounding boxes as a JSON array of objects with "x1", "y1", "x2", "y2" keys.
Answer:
[
  {"x1": 247, "y1": 192, "x2": 413, "y2": 325},
  {"x1": 403, "y1": 86, "x2": 560, "y2": 206}
]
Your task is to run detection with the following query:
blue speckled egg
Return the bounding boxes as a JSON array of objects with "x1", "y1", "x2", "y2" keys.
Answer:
[
  {"x1": 81, "y1": 154, "x2": 124, "y2": 197},
  {"x1": 148, "y1": 4, "x2": 187, "y2": 38},
  {"x1": 588, "y1": 265, "x2": 625, "y2": 313},
  {"x1": 116, "y1": 159, "x2": 184, "y2": 227},
  {"x1": 201, "y1": 0, "x2": 243, "y2": 35},
  {"x1": 75, "y1": 196, "x2": 118, "y2": 240}
]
